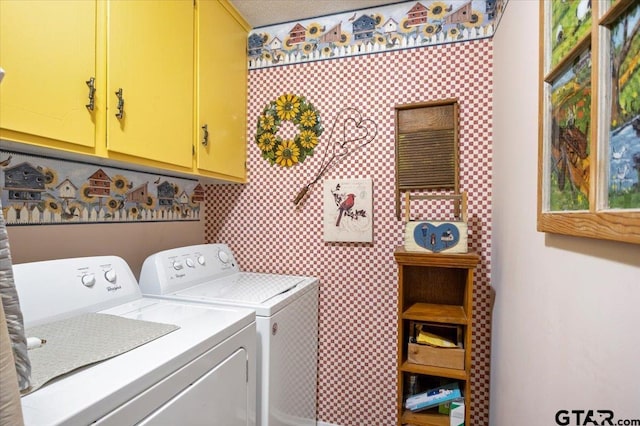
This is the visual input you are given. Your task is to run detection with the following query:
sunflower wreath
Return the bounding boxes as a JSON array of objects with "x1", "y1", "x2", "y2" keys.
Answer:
[{"x1": 255, "y1": 93, "x2": 323, "y2": 168}]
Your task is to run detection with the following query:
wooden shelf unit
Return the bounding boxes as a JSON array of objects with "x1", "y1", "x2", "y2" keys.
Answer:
[{"x1": 395, "y1": 247, "x2": 479, "y2": 426}]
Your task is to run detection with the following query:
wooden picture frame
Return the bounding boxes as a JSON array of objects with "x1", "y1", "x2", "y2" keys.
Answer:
[
  {"x1": 538, "y1": 0, "x2": 640, "y2": 244},
  {"x1": 323, "y1": 178, "x2": 373, "y2": 243}
]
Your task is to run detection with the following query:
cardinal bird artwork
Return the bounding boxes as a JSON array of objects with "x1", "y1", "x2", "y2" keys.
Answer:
[
  {"x1": 323, "y1": 179, "x2": 373, "y2": 242},
  {"x1": 336, "y1": 193, "x2": 355, "y2": 226}
]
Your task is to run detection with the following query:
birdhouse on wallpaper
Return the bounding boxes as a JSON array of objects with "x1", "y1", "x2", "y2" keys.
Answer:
[
  {"x1": 3, "y1": 162, "x2": 46, "y2": 203},
  {"x1": 56, "y1": 178, "x2": 78, "y2": 201},
  {"x1": 127, "y1": 183, "x2": 149, "y2": 205}
]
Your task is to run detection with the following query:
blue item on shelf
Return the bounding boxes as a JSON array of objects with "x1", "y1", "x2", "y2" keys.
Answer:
[{"x1": 405, "y1": 382, "x2": 461, "y2": 412}]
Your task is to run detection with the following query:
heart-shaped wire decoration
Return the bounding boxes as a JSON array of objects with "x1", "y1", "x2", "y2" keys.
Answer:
[
  {"x1": 332, "y1": 108, "x2": 377, "y2": 157},
  {"x1": 293, "y1": 107, "x2": 378, "y2": 206}
]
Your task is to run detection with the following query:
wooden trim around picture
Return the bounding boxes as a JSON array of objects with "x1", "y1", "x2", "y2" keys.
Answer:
[{"x1": 537, "y1": 0, "x2": 640, "y2": 245}]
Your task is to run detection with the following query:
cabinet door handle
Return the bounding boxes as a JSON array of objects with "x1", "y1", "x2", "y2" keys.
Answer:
[
  {"x1": 115, "y1": 88, "x2": 125, "y2": 119},
  {"x1": 85, "y1": 77, "x2": 96, "y2": 111},
  {"x1": 201, "y1": 124, "x2": 209, "y2": 146}
]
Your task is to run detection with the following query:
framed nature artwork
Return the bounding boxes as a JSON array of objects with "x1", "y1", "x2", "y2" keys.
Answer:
[
  {"x1": 538, "y1": 0, "x2": 640, "y2": 244},
  {"x1": 323, "y1": 178, "x2": 373, "y2": 243}
]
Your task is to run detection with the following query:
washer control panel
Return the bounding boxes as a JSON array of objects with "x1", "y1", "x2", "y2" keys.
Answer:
[
  {"x1": 12, "y1": 256, "x2": 141, "y2": 327},
  {"x1": 139, "y1": 244, "x2": 240, "y2": 295}
]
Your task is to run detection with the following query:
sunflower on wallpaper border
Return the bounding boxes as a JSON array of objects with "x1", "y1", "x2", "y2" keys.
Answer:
[{"x1": 255, "y1": 93, "x2": 323, "y2": 168}]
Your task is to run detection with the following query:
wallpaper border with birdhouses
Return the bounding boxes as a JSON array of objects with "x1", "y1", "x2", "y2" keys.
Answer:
[
  {"x1": 0, "y1": 150, "x2": 202, "y2": 225},
  {"x1": 248, "y1": 0, "x2": 507, "y2": 69},
  {"x1": 538, "y1": 0, "x2": 640, "y2": 244}
]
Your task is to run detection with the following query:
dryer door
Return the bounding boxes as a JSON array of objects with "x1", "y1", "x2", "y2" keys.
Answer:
[{"x1": 140, "y1": 347, "x2": 251, "y2": 425}]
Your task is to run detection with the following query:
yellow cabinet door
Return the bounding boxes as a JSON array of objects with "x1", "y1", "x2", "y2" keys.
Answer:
[
  {"x1": 0, "y1": 0, "x2": 96, "y2": 150},
  {"x1": 196, "y1": 0, "x2": 247, "y2": 180},
  {"x1": 107, "y1": 0, "x2": 194, "y2": 169}
]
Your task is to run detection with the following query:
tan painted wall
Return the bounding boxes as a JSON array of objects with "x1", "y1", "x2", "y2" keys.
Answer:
[
  {"x1": 6, "y1": 219, "x2": 204, "y2": 279},
  {"x1": 491, "y1": 1, "x2": 640, "y2": 424}
]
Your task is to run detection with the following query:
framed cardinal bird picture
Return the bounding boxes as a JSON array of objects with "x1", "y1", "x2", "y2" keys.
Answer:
[{"x1": 323, "y1": 178, "x2": 372, "y2": 243}]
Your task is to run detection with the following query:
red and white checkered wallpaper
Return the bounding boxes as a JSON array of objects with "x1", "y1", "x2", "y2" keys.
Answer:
[{"x1": 205, "y1": 39, "x2": 493, "y2": 425}]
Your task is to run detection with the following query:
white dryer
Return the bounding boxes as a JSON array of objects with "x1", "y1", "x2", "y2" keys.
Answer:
[
  {"x1": 139, "y1": 244, "x2": 319, "y2": 426},
  {"x1": 13, "y1": 255, "x2": 256, "y2": 426}
]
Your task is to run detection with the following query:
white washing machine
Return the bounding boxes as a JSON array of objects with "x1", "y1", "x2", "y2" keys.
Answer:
[
  {"x1": 13, "y1": 255, "x2": 257, "y2": 426},
  {"x1": 139, "y1": 244, "x2": 319, "y2": 426}
]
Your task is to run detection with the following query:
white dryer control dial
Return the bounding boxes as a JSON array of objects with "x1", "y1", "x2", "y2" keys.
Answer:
[
  {"x1": 104, "y1": 269, "x2": 117, "y2": 283},
  {"x1": 172, "y1": 260, "x2": 184, "y2": 270},
  {"x1": 185, "y1": 258, "x2": 195, "y2": 268},
  {"x1": 197, "y1": 255, "x2": 206, "y2": 265},
  {"x1": 217, "y1": 250, "x2": 230, "y2": 264},
  {"x1": 81, "y1": 273, "x2": 96, "y2": 287}
]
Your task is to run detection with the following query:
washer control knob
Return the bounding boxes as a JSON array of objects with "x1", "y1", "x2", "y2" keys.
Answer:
[
  {"x1": 104, "y1": 269, "x2": 117, "y2": 283},
  {"x1": 82, "y1": 273, "x2": 96, "y2": 287},
  {"x1": 172, "y1": 260, "x2": 184, "y2": 270},
  {"x1": 197, "y1": 255, "x2": 206, "y2": 265},
  {"x1": 217, "y1": 250, "x2": 229, "y2": 264},
  {"x1": 185, "y1": 258, "x2": 195, "y2": 268}
]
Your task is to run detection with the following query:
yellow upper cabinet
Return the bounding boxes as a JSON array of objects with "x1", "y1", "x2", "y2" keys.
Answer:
[
  {"x1": 1, "y1": 0, "x2": 249, "y2": 182},
  {"x1": 196, "y1": 0, "x2": 249, "y2": 182},
  {"x1": 106, "y1": 0, "x2": 194, "y2": 170},
  {"x1": 0, "y1": 0, "x2": 97, "y2": 151}
]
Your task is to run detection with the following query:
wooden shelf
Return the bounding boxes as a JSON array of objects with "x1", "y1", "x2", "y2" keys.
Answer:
[
  {"x1": 402, "y1": 302, "x2": 467, "y2": 324},
  {"x1": 401, "y1": 409, "x2": 449, "y2": 426},
  {"x1": 395, "y1": 247, "x2": 478, "y2": 426},
  {"x1": 394, "y1": 247, "x2": 479, "y2": 268},
  {"x1": 400, "y1": 361, "x2": 468, "y2": 381}
]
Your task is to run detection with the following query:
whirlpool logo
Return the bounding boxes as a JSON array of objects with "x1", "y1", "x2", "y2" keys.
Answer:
[{"x1": 555, "y1": 410, "x2": 640, "y2": 425}]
